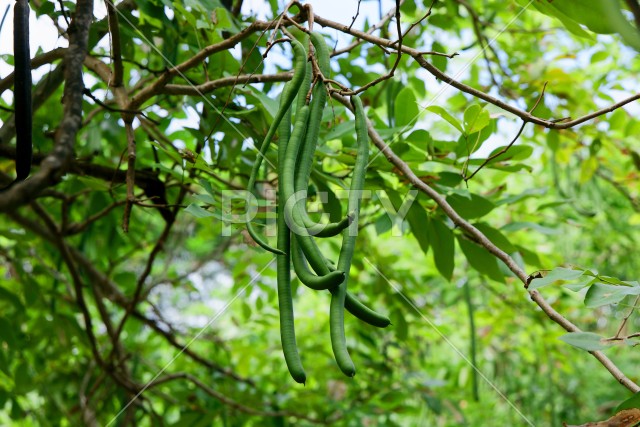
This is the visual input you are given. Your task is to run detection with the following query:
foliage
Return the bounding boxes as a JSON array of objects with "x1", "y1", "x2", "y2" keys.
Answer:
[{"x1": 1, "y1": 0, "x2": 640, "y2": 425}]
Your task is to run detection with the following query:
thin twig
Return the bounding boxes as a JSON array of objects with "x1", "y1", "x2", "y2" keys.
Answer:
[
  {"x1": 391, "y1": 0, "x2": 436, "y2": 44},
  {"x1": 64, "y1": 200, "x2": 127, "y2": 235},
  {"x1": 614, "y1": 295, "x2": 640, "y2": 339},
  {"x1": 0, "y1": 47, "x2": 66, "y2": 95},
  {"x1": 463, "y1": 82, "x2": 547, "y2": 181},
  {"x1": 596, "y1": 169, "x2": 640, "y2": 212},
  {"x1": 332, "y1": 1, "x2": 402, "y2": 57},
  {"x1": 344, "y1": 0, "x2": 403, "y2": 95},
  {"x1": 606, "y1": 332, "x2": 640, "y2": 342},
  {"x1": 82, "y1": 89, "x2": 158, "y2": 123},
  {"x1": 455, "y1": 0, "x2": 509, "y2": 87},
  {"x1": 347, "y1": 0, "x2": 362, "y2": 31},
  {"x1": 30, "y1": 202, "x2": 107, "y2": 370},
  {"x1": 308, "y1": 12, "x2": 640, "y2": 129},
  {"x1": 463, "y1": 122, "x2": 526, "y2": 181}
]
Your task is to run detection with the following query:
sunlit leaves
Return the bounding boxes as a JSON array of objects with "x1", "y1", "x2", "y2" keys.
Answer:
[
  {"x1": 428, "y1": 219, "x2": 455, "y2": 281},
  {"x1": 457, "y1": 237, "x2": 504, "y2": 282},
  {"x1": 426, "y1": 106, "x2": 463, "y2": 133},
  {"x1": 463, "y1": 104, "x2": 490, "y2": 136},
  {"x1": 395, "y1": 87, "x2": 419, "y2": 128},
  {"x1": 445, "y1": 193, "x2": 495, "y2": 219}
]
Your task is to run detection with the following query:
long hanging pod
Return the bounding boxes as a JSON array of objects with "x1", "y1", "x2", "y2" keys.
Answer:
[
  {"x1": 273, "y1": 34, "x2": 389, "y2": 382},
  {"x1": 3, "y1": 0, "x2": 32, "y2": 190},
  {"x1": 276, "y1": 84, "x2": 306, "y2": 384},
  {"x1": 293, "y1": 32, "x2": 352, "y2": 238},
  {"x1": 345, "y1": 292, "x2": 390, "y2": 328},
  {"x1": 329, "y1": 95, "x2": 370, "y2": 377},
  {"x1": 291, "y1": 236, "x2": 345, "y2": 290},
  {"x1": 245, "y1": 39, "x2": 307, "y2": 255},
  {"x1": 292, "y1": 34, "x2": 391, "y2": 327},
  {"x1": 282, "y1": 105, "x2": 339, "y2": 280}
]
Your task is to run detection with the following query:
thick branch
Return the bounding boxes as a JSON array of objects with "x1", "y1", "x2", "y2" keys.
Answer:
[
  {"x1": 104, "y1": 0, "x2": 124, "y2": 87},
  {"x1": 128, "y1": 19, "x2": 290, "y2": 109},
  {"x1": 0, "y1": 47, "x2": 66, "y2": 95},
  {"x1": 0, "y1": 0, "x2": 94, "y2": 212}
]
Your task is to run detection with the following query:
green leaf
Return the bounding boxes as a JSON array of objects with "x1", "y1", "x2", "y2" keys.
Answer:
[
  {"x1": 0, "y1": 349, "x2": 10, "y2": 377},
  {"x1": 584, "y1": 283, "x2": 640, "y2": 308},
  {"x1": 486, "y1": 145, "x2": 534, "y2": 164},
  {"x1": 473, "y1": 223, "x2": 516, "y2": 253},
  {"x1": 113, "y1": 271, "x2": 137, "y2": 289},
  {"x1": 590, "y1": 50, "x2": 609, "y2": 64},
  {"x1": 386, "y1": 191, "x2": 430, "y2": 254},
  {"x1": 463, "y1": 104, "x2": 490, "y2": 135},
  {"x1": 395, "y1": 87, "x2": 419, "y2": 127},
  {"x1": 446, "y1": 193, "x2": 495, "y2": 219},
  {"x1": 0, "y1": 318, "x2": 16, "y2": 347},
  {"x1": 374, "y1": 214, "x2": 393, "y2": 235},
  {"x1": 615, "y1": 391, "x2": 640, "y2": 412},
  {"x1": 211, "y1": 7, "x2": 232, "y2": 30},
  {"x1": 431, "y1": 41, "x2": 448, "y2": 73},
  {"x1": 528, "y1": 267, "x2": 584, "y2": 290},
  {"x1": 501, "y1": 221, "x2": 559, "y2": 235},
  {"x1": 457, "y1": 237, "x2": 503, "y2": 282},
  {"x1": 185, "y1": 203, "x2": 215, "y2": 218},
  {"x1": 496, "y1": 188, "x2": 547, "y2": 206},
  {"x1": 246, "y1": 85, "x2": 280, "y2": 120},
  {"x1": 325, "y1": 120, "x2": 357, "y2": 141},
  {"x1": 550, "y1": 0, "x2": 640, "y2": 50},
  {"x1": 559, "y1": 332, "x2": 609, "y2": 351},
  {"x1": 563, "y1": 275, "x2": 596, "y2": 292},
  {"x1": 428, "y1": 219, "x2": 455, "y2": 281},
  {"x1": 13, "y1": 362, "x2": 32, "y2": 395},
  {"x1": 426, "y1": 106, "x2": 463, "y2": 133},
  {"x1": 528, "y1": 0, "x2": 594, "y2": 39}
]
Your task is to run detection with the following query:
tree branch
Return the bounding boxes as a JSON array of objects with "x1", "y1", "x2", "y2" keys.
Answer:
[
  {"x1": 103, "y1": 0, "x2": 124, "y2": 87},
  {"x1": 0, "y1": 47, "x2": 66, "y2": 95},
  {"x1": 161, "y1": 72, "x2": 293, "y2": 95},
  {"x1": 308, "y1": 12, "x2": 639, "y2": 129},
  {"x1": 332, "y1": 92, "x2": 640, "y2": 393},
  {"x1": 0, "y1": 0, "x2": 94, "y2": 211}
]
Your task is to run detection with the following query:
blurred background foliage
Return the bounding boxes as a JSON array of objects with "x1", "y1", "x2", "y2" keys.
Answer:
[{"x1": 1, "y1": 0, "x2": 640, "y2": 425}]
